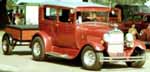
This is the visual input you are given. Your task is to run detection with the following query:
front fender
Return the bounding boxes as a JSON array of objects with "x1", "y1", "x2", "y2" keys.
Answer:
[
  {"x1": 125, "y1": 40, "x2": 146, "y2": 57},
  {"x1": 87, "y1": 41, "x2": 105, "y2": 51},
  {"x1": 31, "y1": 31, "x2": 53, "y2": 52},
  {"x1": 134, "y1": 40, "x2": 146, "y2": 50}
]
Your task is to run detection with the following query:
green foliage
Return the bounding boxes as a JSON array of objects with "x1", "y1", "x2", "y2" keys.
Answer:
[
  {"x1": 6, "y1": 0, "x2": 18, "y2": 9},
  {"x1": 6, "y1": 0, "x2": 147, "y2": 9},
  {"x1": 92, "y1": 0, "x2": 147, "y2": 6}
]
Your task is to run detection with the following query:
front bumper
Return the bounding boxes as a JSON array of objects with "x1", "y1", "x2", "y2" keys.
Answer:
[
  {"x1": 144, "y1": 41, "x2": 150, "y2": 45},
  {"x1": 100, "y1": 56, "x2": 146, "y2": 62}
]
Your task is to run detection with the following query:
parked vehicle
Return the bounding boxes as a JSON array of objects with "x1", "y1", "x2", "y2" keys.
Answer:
[
  {"x1": 140, "y1": 24, "x2": 150, "y2": 48},
  {"x1": 2, "y1": 1, "x2": 146, "y2": 70},
  {"x1": 120, "y1": 12, "x2": 150, "y2": 33},
  {"x1": 2, "y1": 25, "x2": 38, "y2": 55},
  {"x1": 115, "y1": 4, "x2": 150, "y2": 47},
  {"x1": 2, "y1": 1, "x2": 40, "y2": 55}
]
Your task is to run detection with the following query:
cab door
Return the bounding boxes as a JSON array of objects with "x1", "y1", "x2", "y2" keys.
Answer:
[
  {"x1": 39, "y1": 6, "x2": 57, "y2": 43},
  {"x1": 55, "y1": 8, "x2": 76, "y2": 48}
]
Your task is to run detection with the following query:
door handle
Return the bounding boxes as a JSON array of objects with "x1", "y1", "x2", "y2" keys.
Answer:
[
  {"x1": 55, "y1": 24, "x2": 59, "y2": 32},
  {"x1": 56, "y1": 24, "x2": 59, "y2": 27}
]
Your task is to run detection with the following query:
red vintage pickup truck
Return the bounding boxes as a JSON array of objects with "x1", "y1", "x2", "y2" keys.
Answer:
[{"x1": 2, "y1": 0, "x2": 146, "y2": 70}]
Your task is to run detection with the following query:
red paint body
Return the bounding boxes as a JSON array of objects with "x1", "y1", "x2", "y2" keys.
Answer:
[
  {"x1": 32, "y1": 5, "x2": 146, "y2": 59},
  {"x1": 3, "y1": 2, "x2": 146, "y2": 60}
]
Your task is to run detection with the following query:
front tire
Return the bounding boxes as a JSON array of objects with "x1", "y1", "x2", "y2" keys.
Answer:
[
  {"x1": 81, "y1": 46, "x2": 103, "y2": 70},
  {"x1": 32, "y1": 37, "x2": 46, "y2": 61},
  {"x1": 126, "y1": 49, "x2": 145, "y2": 68},
  {"x1": 2, "y1": 35, "x2": 13, "y2": 55}
]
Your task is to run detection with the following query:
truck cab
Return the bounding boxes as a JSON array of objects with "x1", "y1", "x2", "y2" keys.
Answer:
[{"x1": 11, "y1": 1, "x2": 146, "y2": 70}]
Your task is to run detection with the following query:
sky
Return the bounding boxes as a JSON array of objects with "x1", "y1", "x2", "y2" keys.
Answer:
[{"x1": 145, "y1": 0, "x2": 150, "y2": 7}]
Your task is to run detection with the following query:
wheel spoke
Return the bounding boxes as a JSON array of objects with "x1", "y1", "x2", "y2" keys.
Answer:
[
  {"x1": 84, "y1": 50, "x2": 96, "y2": 66},
  {"x1": 33, "y1": 42, "x2": 41, "y2": 56},
  {"x1": 2, "y1": 40, "x2": 8, "y2": 52}
]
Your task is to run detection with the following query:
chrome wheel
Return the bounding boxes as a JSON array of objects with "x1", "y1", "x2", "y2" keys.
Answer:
[
  {"x1": 33, "y1": 42, "x2": 41, "y2": 56},
  {"x1": 83, "y1": 50, "x2": 96, "y2": 66},
  {"x1": 81, "y1": 46, "x2": 103, "y2": 70},
  {"x1": 2, "y1": 40, "x2": 8, "y2": 52},
  {"x1": 32, "y1": 37, "x2": 45, "y2": 61}
]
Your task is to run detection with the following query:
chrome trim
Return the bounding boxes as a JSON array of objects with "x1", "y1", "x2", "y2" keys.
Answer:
[
  {"x1": 100, "y1": 56, "x2": 145, "y2": 62},
  {"x1": 144, "y1": 41, "x2": 150, "y2": 45},
  {"x1": 83, "y1": 50, "x2": 96, "y2": 66}
]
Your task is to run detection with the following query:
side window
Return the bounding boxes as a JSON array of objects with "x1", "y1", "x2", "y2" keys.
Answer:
[
  {"x1": 44, "y1": 7, "x2": 56, "y2": 20},
  {"x1": 59, "y1": 9, "x2": 70, "y2": 22}
]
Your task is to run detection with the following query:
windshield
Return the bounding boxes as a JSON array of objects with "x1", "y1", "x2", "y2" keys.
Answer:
[{"x1": 76, "y1": 11, "x2": 109, "y2": 23}]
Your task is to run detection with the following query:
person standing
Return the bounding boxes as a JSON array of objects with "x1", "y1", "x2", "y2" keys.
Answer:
[{"x1": 128, "y1": 24, "x2": 138, "y2": 39}]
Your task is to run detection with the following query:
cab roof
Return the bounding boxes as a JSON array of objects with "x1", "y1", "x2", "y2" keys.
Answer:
[{"x1": 17, "y1": 0, "x2": 108, "y2": 8}]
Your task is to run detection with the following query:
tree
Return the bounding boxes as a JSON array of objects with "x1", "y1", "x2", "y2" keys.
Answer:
[
  {"x1": 0, "y1": 0, "x2": 9, "y2": 29},
  {"x1": 91, "y1": 0, "x2": 147, "y2": 6}
]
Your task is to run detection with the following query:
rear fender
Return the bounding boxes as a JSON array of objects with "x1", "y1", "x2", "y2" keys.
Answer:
[
  {"x1": 2, "y1": 33, "x2": 12, "y2": 40},
  {"x1": 31, "y1": 31, "x2": 53, "y2": 52}
]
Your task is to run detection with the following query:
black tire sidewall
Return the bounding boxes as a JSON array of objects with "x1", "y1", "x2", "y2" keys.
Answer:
[
  {"x1": 2, "y1": 35, "x2": 13, "y2": 55},
  {"x1": 126, "y1": 52, "x2": 145, "y2": 68}
]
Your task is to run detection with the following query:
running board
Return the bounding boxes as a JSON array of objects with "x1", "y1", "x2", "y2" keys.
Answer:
[{"x1": 46, "y1": 52, "x2": 70, "y2": 59}]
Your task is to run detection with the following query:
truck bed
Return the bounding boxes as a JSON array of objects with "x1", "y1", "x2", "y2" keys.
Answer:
[
  {"x1": 7, "y1": 25, "x2": 38, "y2": 30},
  {"x1": 5, "y1": 25, "x2": 39, "y2": 41}
]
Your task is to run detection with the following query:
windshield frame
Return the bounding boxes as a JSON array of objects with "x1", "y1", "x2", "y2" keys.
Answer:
[{"x1": 76, "y1": 11, "x2": 110, "y2": 24}]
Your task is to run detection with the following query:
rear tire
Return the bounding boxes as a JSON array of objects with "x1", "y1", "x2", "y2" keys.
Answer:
[
  {"x1": 81, "y1": 46, "x2": 103, "y2": 70},
  {"x1": 32, "y1": 37, "x2": 46, "y2": 61},
  {"x1": 2, "y1": 35, "x2": 13, "y2": 55}
]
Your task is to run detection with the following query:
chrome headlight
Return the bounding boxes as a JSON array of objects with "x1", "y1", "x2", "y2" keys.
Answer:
[
  {"x1": 103, "y1": 33, "x2": 109, "y2": 42},
  {"x1": 125, "y1": 33, "x2": 134, "y2": 42},
  {"x1": 125, "y1": 33, "x2": 134, "y2": 47},
  {"x1": 139, "y1": 30, "x2": 144, "y2": 36}
]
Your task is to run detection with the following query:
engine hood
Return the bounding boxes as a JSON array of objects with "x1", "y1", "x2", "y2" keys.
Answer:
[
  {"x1": 76, "y1": 22, "x2": 115, "y2": 42},
  {"x1": 78, "y1": 22, "x2": 112, "y2": 34}
]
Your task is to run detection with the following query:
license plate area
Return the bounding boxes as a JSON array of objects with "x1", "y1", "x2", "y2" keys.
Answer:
[{"x1": 108, "y1": 44, "x2": 124, "y2": 57}]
